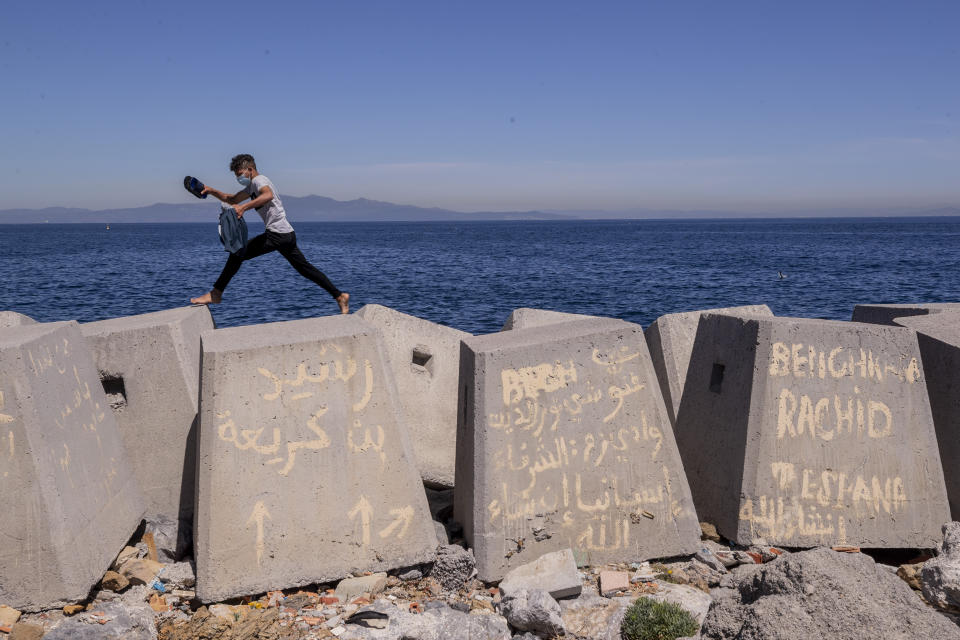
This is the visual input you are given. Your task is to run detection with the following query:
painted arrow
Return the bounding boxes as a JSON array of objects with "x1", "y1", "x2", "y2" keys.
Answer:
[
  {"x1": 246, "y1": 501, "x2": 272, "y2": 567},
  {"x1": 348, "y1": 495, "x2": 373, "y2": 546},
  {"x1": 378, "y1": 505, "x2": 414, "y2": 540}
]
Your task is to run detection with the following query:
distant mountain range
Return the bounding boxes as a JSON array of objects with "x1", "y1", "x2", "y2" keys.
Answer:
[{"x1": 0, "y1": 195, "x2": 958, "y2": 223}]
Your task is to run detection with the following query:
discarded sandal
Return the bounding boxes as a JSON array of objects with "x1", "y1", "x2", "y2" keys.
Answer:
[
  {"x1": 345, "y1": 610, "x2": 389, "y2": 629},
  {"x1": 183, "y1": 176, "x2": 207, "y2": 199}
]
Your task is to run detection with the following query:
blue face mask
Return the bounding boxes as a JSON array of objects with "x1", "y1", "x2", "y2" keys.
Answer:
[{"x1": 236, "y1": 173, "x2": 252, "y2": 187}]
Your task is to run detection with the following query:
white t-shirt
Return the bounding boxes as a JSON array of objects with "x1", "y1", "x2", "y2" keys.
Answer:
[{"x1": 245, "y1": 175, "x2": 294, "y2": 233}]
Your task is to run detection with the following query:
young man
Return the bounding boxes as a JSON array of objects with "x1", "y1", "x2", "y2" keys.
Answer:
[{"x1": 190, "y1": 154, "x2": 349, "y2": 314}]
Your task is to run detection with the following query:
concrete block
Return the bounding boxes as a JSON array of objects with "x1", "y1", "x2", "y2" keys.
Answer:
[
  {"x1": 852, "y1": 302, "x2": 960, "y2": 326},
  {"x1": 0, "y1": 322, "x2": 145, "y2": 611},
  {"x1": 455, "y1": 318, "x2": 701, "y2": 582},
  {"x1": 498, "y1": 549, "x2": 581, "y2": 599},
  {"x1": 675, "y1": 314, "x2": 949, "y2": 548},
  {"x1": 894, "y1": 312, "x2": 960, "y2": 520},
  {"x1": 644, "y1": 305, "x2": 772, "y2": 426},
  {"x1": 0, "y1": 311, "x2": 36, "y2": 328},
  {"x1": 354, "y1": 304, "x2": 471, "y2": 488},
  {"x1": 501, "y1": 308, "x2": 594, "y2": 332},
  {"x1": 81, "y1": 306, "x2": 214, "y2": 554},
  {"x1": 195, "y1": 315, "x2": 437, "y2": 602}
]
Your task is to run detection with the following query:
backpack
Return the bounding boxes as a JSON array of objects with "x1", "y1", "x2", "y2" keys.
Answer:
[{"x1": 218, "y1": 205, "x2": 249, "y2": 257}]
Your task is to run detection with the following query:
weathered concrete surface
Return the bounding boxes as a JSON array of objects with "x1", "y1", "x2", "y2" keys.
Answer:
[
  {"x1": 195, "y1": 315, "x2": 437, "y2": 602},
  {"x1": 644, "y1": 305, "x2": 772, "y2": 426},
  {"x1": 455, "y1": 318, "x2": 701, "y2": 582},
  {"x1": 851, "y1": 302, "x2": 960, "y2": 326},
  {"x1": 0, "y1": 322, "x2": 145, "y2": 611},
  {"x1": 675, "y1": 314, "x2": 948, "y2": 548},
  {"x1": 0, "y1": 311, "x2": 36, "y2": 328},
  {"x1": 500, "y1": 308, "x2": 594, "y2": 332},
  {"x1": 354, "y1": 304, "x2": 470, "y2": 488},
  {"x1": 81, "y1": 306, "x2": 214, "y2": 554},
  {"x1": 895, "y1": 312, "x2": 960, "y2": 519}
]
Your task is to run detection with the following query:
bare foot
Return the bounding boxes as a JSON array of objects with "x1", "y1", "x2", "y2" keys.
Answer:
[
  {"x1": 191, "y1": 289, "x2": 222, "y2": 305},
  {"x1": 337, "y1": 292, "x2": 350, "y2": 314}
]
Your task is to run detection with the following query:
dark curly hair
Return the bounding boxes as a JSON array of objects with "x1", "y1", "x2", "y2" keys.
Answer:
[{"x1": 229, "y1": 154, "x2": 256, "y2": 173}]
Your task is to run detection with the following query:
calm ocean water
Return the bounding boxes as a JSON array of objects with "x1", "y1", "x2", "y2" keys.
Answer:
[{"x1": 1, "y1": 218, "x2": 958, "y2": 334}]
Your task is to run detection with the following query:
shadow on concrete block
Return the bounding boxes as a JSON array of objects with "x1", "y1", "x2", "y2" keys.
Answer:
[
  {"x1": 852, "y1": 302, "x2": 960, "y2": 326},
  {"x1": 0, "y1": 322, "x2": 145, "y2": 611},
  {"x1": 644, "y1": 305, "x2": 772, "y2": 427},
  {"x1": 895, "y1": 311, "x2": 960, "y2": 521},
  {"x1": 81, "y1": 306, "x2": 214, "y2": 559},
  {"x1": 675, "y1": 313, "x2": 949, "y2": 549},
  {"x1": 355, "y1": 304, "x2": 471, "y2": 488}
]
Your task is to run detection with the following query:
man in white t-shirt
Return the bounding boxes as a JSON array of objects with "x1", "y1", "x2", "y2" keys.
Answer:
[{"x1": 190, "y1": 154, "x2": 349, "y2": 314}]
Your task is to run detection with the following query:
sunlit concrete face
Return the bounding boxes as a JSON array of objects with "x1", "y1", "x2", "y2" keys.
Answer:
[
  {"x1": 456, "y1": 317, "x2": 700, "y2": 582},
  {"x1": 676, "y1": 313, "x2": 949, "y2": 548},
  {"x1": 194, "y1": 315, "x2": 436, "y2": 602}
]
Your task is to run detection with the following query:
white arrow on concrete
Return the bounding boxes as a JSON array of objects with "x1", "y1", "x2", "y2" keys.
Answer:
[
  {"x1": 348, "y1": 495, "x2": 374, "y2": 546},
  {"x1": 378, "y1": 505, "x2": 414, "y2": 540},
  {"x1": 246, "y1": 500, "x2": 273, "y2": 567}
]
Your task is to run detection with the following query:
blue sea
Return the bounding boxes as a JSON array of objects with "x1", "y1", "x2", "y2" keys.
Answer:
[{"x1": 1, "y1": 218, "x2": 958, "y2": 334}]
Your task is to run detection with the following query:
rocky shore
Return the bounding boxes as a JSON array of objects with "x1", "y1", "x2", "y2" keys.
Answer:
[{"x1": 4, "y1": 301, "x2": 960, "y2": 639}]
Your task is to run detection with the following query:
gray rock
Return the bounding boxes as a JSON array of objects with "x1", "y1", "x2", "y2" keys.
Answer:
[
  {"x1": 921, "y1": 522, "x2": 960, "y2": 612},
  {"x1": 336, "y1": 573, "x2": 388, "y2": 604},
  {"x1": 702, "y1": 547, "x2": 960, "y2": 640},
  {"x1": 145, "y1": 514, "x2": 190, "y2": 562},
  {"x1": 645, "y1": 582, "x2": 713, "y2": 625},
  {"x1": 338, "y1": 599, "x2": 510, "y2": 639},
  {"x1": 159, "y1": 560, "x2": 196, "y2": 590},
  {"x1": 44, "y1": 600, "x2": 157, "y2": 640},
  {"x1": 498, "y1": 589, "x2": 564, "y2": 638},
  {"x1": 498, "y1": 549, "x2": 581, "y2": 600},
  {"x1": 559, "y1": 588, "x2": 631, "y2": 640},
  {"x1": 434, "y1": 521, "x2": 450, "y2": 546},
  {"x1": 429, "y1": 545, "x2": 476, "y2": 592},
  {"x1": 694, "y1": 548, "x2": 728, "y2": 574},
  {"x1": 398, "y1": 568, "x2": 423, "y2": 581}
]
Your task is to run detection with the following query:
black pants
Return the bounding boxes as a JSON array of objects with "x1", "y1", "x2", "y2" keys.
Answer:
[{"x1": 214, "y1": 230, "x2": 342, "y2": 299}]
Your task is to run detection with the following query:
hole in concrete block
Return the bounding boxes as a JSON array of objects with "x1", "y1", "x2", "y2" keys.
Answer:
[
  {"x1": 412, "y1": 346, "x2": 433, "y2": 375},
  {"x1": 101, "y1": 374, "x2": 127, "y2": 411},
  {"x1": 709, "y1": 363, "x2": 725, "y2": 394}
]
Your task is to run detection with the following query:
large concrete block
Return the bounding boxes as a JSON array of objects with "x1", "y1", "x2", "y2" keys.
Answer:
[
  {"x1": 455, "y1": 318, "x2": 701, "y2": 582},
  {"x1": 0, "y1": 311, "x2": 36, "y2": 328},
  {"x1": 354, "y1": 304, "x2": 470, "y2": 488},
  {"x1": 852, "y1": 302, "x2": 960, "y2": 326},
  {"x1": 81, "y1": 306, "x2": 214, "y2": 553},
  {"x1": 644, "y1": 305, "x2": 772, "y2": 426},
  {"x1": 501, "y1": 308, "x2": 594, "y2": 332},
  {"x1": 0, "y1": 322, "x2": 145, "y2": 611},
  {"x1": 195, "y1": 315, "x2": 437, "y2": 602},
  {"x1": 675, "y1": 314, "x2": 948, "y2": 548},
  {"x1": 894, "y1": 312, "x2": 960, "y2": 520}
]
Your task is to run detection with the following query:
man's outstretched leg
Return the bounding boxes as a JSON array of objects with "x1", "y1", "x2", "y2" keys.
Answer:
[
  {"x1": 190, "y1": 234, "x2": 274, "y2": 305},
  {"x1": 277, "y1": 235, "x2": 350, "y2": 314}
]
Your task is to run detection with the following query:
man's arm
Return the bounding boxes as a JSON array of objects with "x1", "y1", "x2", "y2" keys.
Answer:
[
  {"x1": 232, "y1": 186, "x2": 274, "y2": 218},
  {"x1": 202, "y1": 186, "x2": 250, "y2": 205}
]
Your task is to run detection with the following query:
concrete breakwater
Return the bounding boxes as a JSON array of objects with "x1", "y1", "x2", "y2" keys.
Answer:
[{"x1": 2, "y1": 301, "x2": 960, "y2": 637}]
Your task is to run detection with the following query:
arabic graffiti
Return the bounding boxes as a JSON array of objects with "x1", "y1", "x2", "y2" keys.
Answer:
[
  {"x1": 217, "y1": 344, "x2": 380, "y2": 476},
  {"x1": 485, "y1": 340, "x2": 681, "y2": 555}
]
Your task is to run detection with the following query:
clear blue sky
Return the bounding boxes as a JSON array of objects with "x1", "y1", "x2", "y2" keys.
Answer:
[{"x1": 2, "y1": 1, "x2": 957, "y2": 212}]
